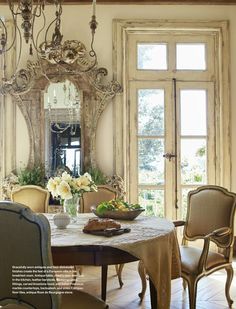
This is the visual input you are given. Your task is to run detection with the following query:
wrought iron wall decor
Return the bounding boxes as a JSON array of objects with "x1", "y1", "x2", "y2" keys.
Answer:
[{"x1": 0, "y1": 0, "x2": 98, "y2": 84}]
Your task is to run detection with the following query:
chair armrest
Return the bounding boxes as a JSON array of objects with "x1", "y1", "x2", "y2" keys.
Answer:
[
  {"x1": 206, "y1": 227, "x2": 231, "y2": 239},
  {"x1": 173, "y1": 220, "x2": 186, "y2": 227},
  {"x1": 198, "y1": 227, "x2": 231, "y2": 272}
]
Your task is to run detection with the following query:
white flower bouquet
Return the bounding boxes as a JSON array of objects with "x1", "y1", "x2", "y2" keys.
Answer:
[
  {"x1": 47, "y1": 171, "x2": 97, "y2": 200},
  {"x1": 47, "y1": 171, "x2": 97, "y2": 218}
]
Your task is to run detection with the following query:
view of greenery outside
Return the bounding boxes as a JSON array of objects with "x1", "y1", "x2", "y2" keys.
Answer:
[
  {"x1": 137, "y1": 45, "x2": 207, "y2": 218},
  {"x1": 138, "y1": 139, "x2": 164, "y2": 184},
  {"x1": 139, "y1": 189, "x2": 164, "y2": 217},
  {"x1": 138, "y1": 89, "x2": 165, "y2": 186},
  {"x1": 137, "y1": 44, "x2": 167, "y2": 70},
  {"x1": 138, "y1": 89, "x2": 164, "y2": 135},
  {"x1": 181, "y1": 140, "x2": 206, "y2": 184},
  {"x1": 138, "y1": 89, "x2": 165, "y2": 216}
]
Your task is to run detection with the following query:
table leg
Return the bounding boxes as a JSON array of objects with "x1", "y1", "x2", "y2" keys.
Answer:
[
  {"x1": 101, "y1": 265, "x2": 108, "y2": 301},
  {"x1": 149, "y1": 278, "x2": 157, "y2": 309}
]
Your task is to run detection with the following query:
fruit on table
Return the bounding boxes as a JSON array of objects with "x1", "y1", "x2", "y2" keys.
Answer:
[{"x1": 96, "y1": 199, "x2": 142, "y2": 215}]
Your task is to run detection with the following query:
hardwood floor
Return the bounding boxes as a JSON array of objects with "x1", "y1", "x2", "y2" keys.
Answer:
[{"x1": 78, "y1": 260, "x2": 236, "y2": 309}]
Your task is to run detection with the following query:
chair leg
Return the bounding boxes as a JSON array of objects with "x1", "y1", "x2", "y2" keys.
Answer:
[
  {"x1": 186, "y1": 277, "x2": 198, "y2": 309},
  {"x1": 116, "y1": 263, "x2": 124, "y2": 288},
  {"x1": 71, "y1": 265, "x2": 77, "y2": 288},
  {"x1": 138, "y1": 260, "x2": 147, "y2": 301},
  {"x1": 182, "y1": 278, "x2": 187, "y2": 290},
  {"x1": 225, "y1": 266, "x2": 234, "y2": 308},
  {"x1": 77, "y1": 266, "x2": 83, "y2": 276},
  {"x1": 115, "y1": 264, "x2": 119, "y2": 274}
]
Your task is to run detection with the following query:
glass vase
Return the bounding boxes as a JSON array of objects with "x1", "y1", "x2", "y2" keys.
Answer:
[{"x1": 63, "y1": 194, "x2": 80, "y2": 222}]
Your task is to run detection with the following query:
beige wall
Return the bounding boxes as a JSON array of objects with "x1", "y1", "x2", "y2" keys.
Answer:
[{"x1": 1, "y1": 4, "x2": 236, "y2": 190}]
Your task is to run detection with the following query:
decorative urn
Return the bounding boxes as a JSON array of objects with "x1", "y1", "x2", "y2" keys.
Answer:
[{"x1": 53, "y1": 212, "x2": 70, "y2": 229}]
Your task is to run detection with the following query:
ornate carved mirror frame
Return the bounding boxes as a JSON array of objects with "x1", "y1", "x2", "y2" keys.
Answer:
[{"x1": 1, "y1": 40, "x2": 122, "y2": 173}]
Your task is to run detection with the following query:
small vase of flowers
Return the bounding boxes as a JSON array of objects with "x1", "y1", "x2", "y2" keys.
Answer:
[{"x1": 47, "y1": 171, "x2": 97, "y2": 220}]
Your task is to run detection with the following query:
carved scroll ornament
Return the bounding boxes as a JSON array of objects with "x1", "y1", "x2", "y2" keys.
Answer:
[{"x1": 0, "y1": 40, "x2": 122, "y2": 172}]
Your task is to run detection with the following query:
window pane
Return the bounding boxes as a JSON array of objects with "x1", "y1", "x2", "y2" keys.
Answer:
[
  {"x1": 60, "y1": 137, "x2": 69, "y2": 146},
  {"x1": 139, "y1": 189, "x2": 164, "y2": 217},
  {"x1": 138, "y1": 89, "x2": 164, "y2": 136},
  {"x1": 181, "y1": 90, "x2": 207, "y2": 135},
  {"x1": 63, "y1": 149, "x2": 76, "y2": 172},
  {"x1": 176, "y1": 44, "x2": 206, "y2": 70},
  {"x1": 75, "y1": 150, "x2": 80, "y2": 176},
  {"x1": 138, "y1": 139, "x2": 164, "y2": 185},
  {"x1": 137, "y1": 44, "x2": 167, "y2": 70},
  {"x1": 181, "y1": 139, "x2": 207, "y2": 184},
  {"x1": 71, "y1": 137, "x2": 80, "y2": 146}
]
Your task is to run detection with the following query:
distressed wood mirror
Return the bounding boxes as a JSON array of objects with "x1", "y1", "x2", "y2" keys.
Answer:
[
  {"x1": 44, "y1": 80, "x2": 82, "y2": 176},
  {"x1": 1, "y1": 40, "x2": 122, "y2": 174}
]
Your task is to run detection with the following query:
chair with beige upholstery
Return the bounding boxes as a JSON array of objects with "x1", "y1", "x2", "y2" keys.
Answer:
[
  {"x1": 80, "y1": 185, "x2": 125, "y2": 292},
  {"x1": 0, "y1": 201, "x2": 108, "y2": 309},
  {"x1": 11, "y1": 185, "x2": 50, "y2": 213},
  {"x1": 174, "y1": 185, "x2": 236, "y2": 309},
  {"x1": 80, "y1": 185, "x2": 118, "y2": 213}
]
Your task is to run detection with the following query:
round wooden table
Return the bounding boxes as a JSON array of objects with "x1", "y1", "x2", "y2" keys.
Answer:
[
  {"x1": 52, "y1": 245, "x2": 140, "y2": 302},
  {"x1": 46, "y1": 213, "x2": 181, "y2": 309}
]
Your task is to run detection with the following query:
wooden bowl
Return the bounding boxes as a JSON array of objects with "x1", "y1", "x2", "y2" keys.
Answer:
[{"x1": 90, "y1": 206, "x2": 145, "y2": 221}]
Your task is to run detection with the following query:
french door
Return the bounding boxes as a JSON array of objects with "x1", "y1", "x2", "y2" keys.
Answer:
[
  {"x1": 113, "y1": 20, "x2": 230, "y2": 222},
  {"x1": 128, "y1": 80, "x2": 215, "y2": 220}
]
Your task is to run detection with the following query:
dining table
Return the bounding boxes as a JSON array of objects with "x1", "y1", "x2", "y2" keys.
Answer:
[{"x1": 45, "y1": 213, "x2": 181, "y2": 309}]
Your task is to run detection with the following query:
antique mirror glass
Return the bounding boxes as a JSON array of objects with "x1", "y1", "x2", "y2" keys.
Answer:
[{"x1": 44, "y1": 80, "x2": 82, "y2": 176}]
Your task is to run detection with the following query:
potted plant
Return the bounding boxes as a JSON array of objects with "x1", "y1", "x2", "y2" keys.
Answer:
[
  {"x1": 17, "y1": 164, "x2": 46, "y2": 187},
  {"x1": 87, "y1": 167, "x2": 107, "y2": 185}
]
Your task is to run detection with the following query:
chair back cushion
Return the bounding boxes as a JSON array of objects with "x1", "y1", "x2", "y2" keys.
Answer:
[
  {"x1": 80, "y1": 185, "x2": 118, "y2": 213},
  {"x1": 0, "y1": 202, "x2": 59, "y2": 309},
  {"x1": 11, "y1": 185, "x2": 50, "y2": 213},
  {"x1": 184, "y1": 185, "x2": 236, "y2": 246}
]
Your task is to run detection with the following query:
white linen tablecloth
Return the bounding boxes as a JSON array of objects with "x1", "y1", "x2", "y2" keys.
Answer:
[{"x1": 45, "y1": 213, "x2": 181, "y2": 309}]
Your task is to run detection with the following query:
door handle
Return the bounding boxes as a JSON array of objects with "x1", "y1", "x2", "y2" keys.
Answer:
[{"x1": 163, "y1": 152, "x2": 176, "y2": 161}]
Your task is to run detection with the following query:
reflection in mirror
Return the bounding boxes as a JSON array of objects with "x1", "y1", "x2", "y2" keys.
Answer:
[{"x1": 44, "y1": 80, "x2": 82, "y2": 177}]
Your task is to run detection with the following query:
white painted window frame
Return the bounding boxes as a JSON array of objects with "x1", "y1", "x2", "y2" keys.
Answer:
[{"x1": 113, "y1": 20, "x2": 231, "y2": 203}]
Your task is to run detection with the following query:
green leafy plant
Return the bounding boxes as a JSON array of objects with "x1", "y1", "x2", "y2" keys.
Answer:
[
  {"x1": 87, "y1": 167, "x2": 107, "y2": 185},
  {"x1": 18, "y1": 164, "x2": 46, "y2": 187}
]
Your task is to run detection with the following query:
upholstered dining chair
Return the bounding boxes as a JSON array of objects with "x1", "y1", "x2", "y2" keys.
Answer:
[
  {"x1": 11, "y1": 185, "x2": 50, "y2": 213},
  {"x1": 0, "y1": 201, "x2": 108, "y2": 309},
  {"x1": 174, "y1": 185, "x2": 236, "y2": 309},
  {"x1": 80, "y1": 185, "x2": 118, "y2": 213},
  {"x1": 80, "y1": 185, "x2": 125, "y2": 291}
]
